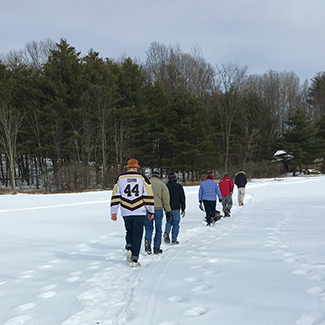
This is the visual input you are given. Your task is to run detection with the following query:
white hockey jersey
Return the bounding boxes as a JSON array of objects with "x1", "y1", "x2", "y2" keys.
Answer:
[{"x1": 110, "y1": 171, "x2": 154, "y2": 217}]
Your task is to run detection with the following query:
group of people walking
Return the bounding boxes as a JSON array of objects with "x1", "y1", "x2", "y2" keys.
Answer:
[
  {"x1": 110, "y1": 158, "x2": 247, "y2": 267},
  {"x1": 199, "y1": 171, "x2": 247, "y2": 225},
  {"x1": 144, "y1": 169, "x2": 185, "y2": 255},
  {"x1": 110, "y1": 159, "x2": 185, "y2": 267}
]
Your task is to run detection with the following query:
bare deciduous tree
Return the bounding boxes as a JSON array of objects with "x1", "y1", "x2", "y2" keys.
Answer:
[
  {"x1": 308, "y1": 72, "x2": 325, "y2": 122},
  {"x1": 0, "y1": 38, "x2": 56, "y2": 70},
  {"x1": 145, "y1": 42, "x2": 215, "y2": 98},
  {"x1": 0, "y1": 103, "x2": 25, "y2": 194},
  {"x1": 247, "y1": 70, "x2": 302, "y2": 134},
  {"x1": 215, "y1": 63, "x2": 248, "y2": 172}
]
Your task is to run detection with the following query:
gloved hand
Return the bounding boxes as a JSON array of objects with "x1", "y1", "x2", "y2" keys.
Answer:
[
  {"x1": 219, "y1": 199, "x2": 222, "y2": 203},
  {"x1": 181, "y1": 210, "x2": 185, "y2": 218},
  {"x1": 166, "y1": 211, "x2": 171, "y2": 221},
  {"x1": 199, "y1": 201, "x2": 204, "y2": 211}
]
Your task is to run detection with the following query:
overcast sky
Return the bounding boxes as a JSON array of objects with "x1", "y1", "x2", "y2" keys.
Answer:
[{"x1": 1, "y1": 0, "x2": 324, "y2": 83}]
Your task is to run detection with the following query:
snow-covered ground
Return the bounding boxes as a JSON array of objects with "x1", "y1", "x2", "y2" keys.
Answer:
[{"x1": 1, "y1": 175, "x2": 325, "y2": 325}]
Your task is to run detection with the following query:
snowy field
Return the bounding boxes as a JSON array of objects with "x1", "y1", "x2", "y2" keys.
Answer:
[{"x1": 1, "y1": 175, "x2": 325, "y2": 325}]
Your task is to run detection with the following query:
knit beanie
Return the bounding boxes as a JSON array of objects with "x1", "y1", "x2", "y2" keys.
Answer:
[
  {"x1": 151, "y1": 169, "x2": 160, "y2": 178},
  {"x1": 207, "y1": 174, "x2": 213, "y2": 180},
  {"x1": 168, "y1": 172, "x2": 177, "y2": 181}
]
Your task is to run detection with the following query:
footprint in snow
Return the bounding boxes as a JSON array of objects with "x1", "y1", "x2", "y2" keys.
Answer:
[
  {"x1": 4, "y1": 315, "x2": 32, "y2": 325},
  {"x1": 17, "y1": 274, "x2": 34, "y2": 280},
  {"x1": 87, "y1": 265, "x2": 100, "y2": 270},
  {"x1": 17, "y1": 270, "x2": 35, "y2": 280},
  {"x1": 41, "y1": 284, "x2": 57, "y2": 291},
  {"x1": 38, "y1": 291, "x2": 57, "y2": 298},
  {"x1": 264, "y1": 239, "x2": 276, "y2": 245},
  {"x1": 296, "y1": 315, "x2": 316, "y2": 325},
  {"x1": 192, "y1": 284, "x2": 212, "y2": 292},
  {"x1": 37, "y1": 264, "x2": 53, "y2": 269},
  {"x1": 272, "y1": 249, "x2": 284, "y2": 254},
  {"x1": 306, "y1": 286, "x2": 324, "y2": 295},
  {"x1": 190, "y1": 265, "x2": 207, "y2": 270},
  {"x1": 264, "y1": 243, "x2": 276, "y2": 248},
  {"x1": 65, "y1": 271, "x2": 81, "y2": 282},
  {"x1": 183, "y1": 306, "x2": 209, "y2": 316},
  {"x1": 309, "y1": 274, "x2": 324, "y2": 281},
  {"x1": 14, "y1": 302, "x2": 37, "y2": 311},
  {"x1": 292, "y1": 269, "x2": 309, "y2": 275},
  {"x1": 65, "y1": 277, "x2": 80, "y2": 283},
  {"x1": 284, "y1": 257, "x2": 297, "y2": 263},
  {"x1": 168, "y1": 296, "x2": 189, "y2": 303},
  {"x1": 207, "y1": 258, "x2": 219, "y2": 264},
  {"x1": 77, "y1": 244, "x2": 89, "y2": 252},
  {"x1": 87, "y1": 261, "x2": 101, "y2": 270},
  {"x1": 49, "y1": 259, "x2": 61, "y2": 264}
]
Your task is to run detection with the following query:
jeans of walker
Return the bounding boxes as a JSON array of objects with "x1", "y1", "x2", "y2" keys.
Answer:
[
  {"x1": 165, "y1": 210, "x2": 181, "y2": 242},
  {"x1": 203, "y1": 200, "x2": 216, "y2": 223},
  {"x1": 123, "y1": 216, "x2": 145, "y2": 261},
  {"x1": 144, "y1": 209, "x2": 163, "y2": 250}
]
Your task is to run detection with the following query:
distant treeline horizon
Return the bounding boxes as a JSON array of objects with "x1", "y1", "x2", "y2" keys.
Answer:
[{"x1": 0, "y1": 38, "x2": 324, "y2": 193}]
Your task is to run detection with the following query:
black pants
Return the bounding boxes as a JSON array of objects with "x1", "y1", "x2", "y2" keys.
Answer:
[
  {"x1": 203, "y1": 200, "x2": 216, "y2": 224},
  {"x1": 123, "y1": 216, "x2": 145, "y2": 261}
]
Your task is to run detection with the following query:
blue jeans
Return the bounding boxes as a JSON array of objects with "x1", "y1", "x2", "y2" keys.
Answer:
[
  {"x1": 144, "y1": 209, "x2": 163, "y2": 250},
  {"x1": 165, "y1": 210, "x2": 180, "y2": 242},
  {"x1": 123, "y1": 216, "x2": 145, "y2": 261}
]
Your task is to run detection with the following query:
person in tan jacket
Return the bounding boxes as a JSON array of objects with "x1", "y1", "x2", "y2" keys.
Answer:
[{"x1": 144, "y1": 169, "x2": 171, "y2": 254}]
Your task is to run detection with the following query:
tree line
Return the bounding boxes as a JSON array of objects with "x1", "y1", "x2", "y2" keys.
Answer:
[{"x1": 0, "y1": 38, "x2": 325, "y2": 193}]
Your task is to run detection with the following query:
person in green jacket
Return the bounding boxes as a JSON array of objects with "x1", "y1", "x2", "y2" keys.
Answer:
[{"x1": 144, "y1": 169, "x2": 171, "y2": 254}]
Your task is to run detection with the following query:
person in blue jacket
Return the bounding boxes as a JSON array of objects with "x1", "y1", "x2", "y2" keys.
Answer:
[{"x1": 198, "y1": 174, "x2": 222, "y2": 225}]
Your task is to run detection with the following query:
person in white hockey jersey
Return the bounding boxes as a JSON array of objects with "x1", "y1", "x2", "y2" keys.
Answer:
[{"x1": 110, "y1": 158, "x2": 154, "y2": 267}]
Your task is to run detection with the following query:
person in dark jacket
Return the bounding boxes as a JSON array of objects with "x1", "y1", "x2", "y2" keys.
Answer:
[
  {"x1": 163, "y1": 172, "x2": 186, "y2": 244},
  {"x1": 235, "y1": 170, "x2": 247, "y2": 206}
]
